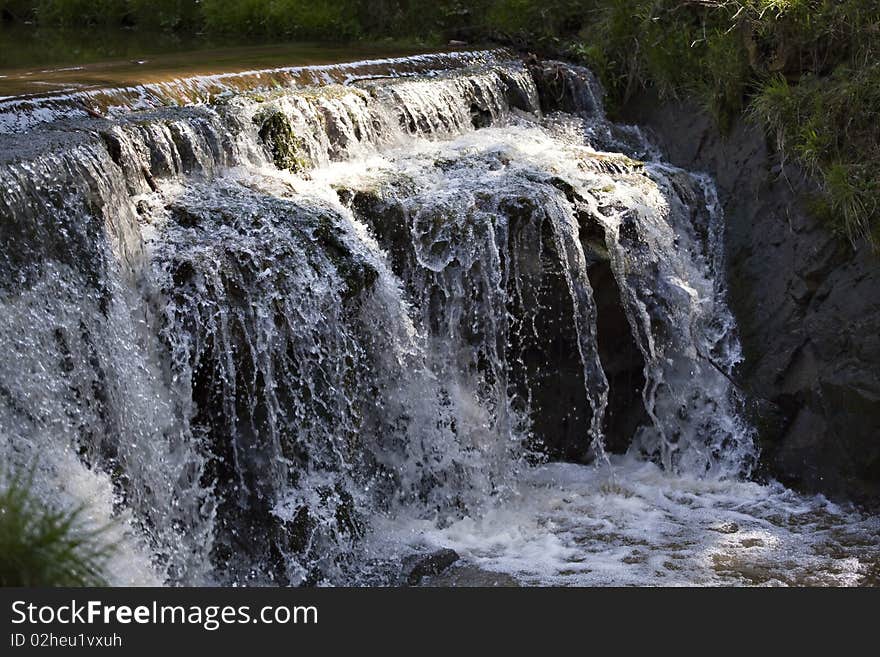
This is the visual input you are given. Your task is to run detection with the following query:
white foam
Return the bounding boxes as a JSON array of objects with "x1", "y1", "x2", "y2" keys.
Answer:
[{"x1": 367, "y1": 455, "x2": 880, "y2": 586}]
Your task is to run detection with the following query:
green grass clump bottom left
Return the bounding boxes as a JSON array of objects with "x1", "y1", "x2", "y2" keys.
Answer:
[{"x1": 0, "y1": 468, "x2": 115, "y2": 587}]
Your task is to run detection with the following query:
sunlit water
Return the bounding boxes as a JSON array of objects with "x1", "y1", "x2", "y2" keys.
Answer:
[
  {"x1": 369, "y1": 456, "x2": 880, "y2": 586},
  {"x1": 0, "y1": 26, "x2": 444, "y2": 94},
  {"x1": 0, "y1": 42, "x2": 457, "y2": 96}
]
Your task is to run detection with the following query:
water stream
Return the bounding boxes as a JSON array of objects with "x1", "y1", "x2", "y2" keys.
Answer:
[{"x1": 0, "y1": 48, "x2": 877, "y2": 586}]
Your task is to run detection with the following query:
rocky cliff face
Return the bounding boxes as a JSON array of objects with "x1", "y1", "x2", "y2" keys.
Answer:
[{"x1": 621, "y1": 94, "x2": 880, "y2": 504}]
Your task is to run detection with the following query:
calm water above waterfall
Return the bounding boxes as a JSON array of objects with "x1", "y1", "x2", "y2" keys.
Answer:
[{"x1": 0, "y1": 47, "x2": 877, "y2": 586}]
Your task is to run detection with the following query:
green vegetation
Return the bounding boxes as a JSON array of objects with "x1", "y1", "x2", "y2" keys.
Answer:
[
  {"x1": 201, "y1": 0, "x2": 359, "y2": 40},
  {"x1": 0, "y1": 467, "x2": 114, "y2": 586},
  {"x1": 1, "y1": 0, "x2": 201, "y2": 30},
  {"x1": 2, "y1": 0, "x2": 877, "y2": 245}
]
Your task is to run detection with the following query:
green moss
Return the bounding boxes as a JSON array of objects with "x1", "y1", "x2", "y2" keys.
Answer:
[
  {"x1": 0, "y1": 467, "x2": 115, "y2": 586},
  {"x1": 255, "y1": 111, "x2": 311, "y2": 173}
]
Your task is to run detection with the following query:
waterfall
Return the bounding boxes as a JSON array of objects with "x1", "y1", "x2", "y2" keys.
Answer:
[{"x1": 2, "y1": 51, "x2": 876, "y2": 586}]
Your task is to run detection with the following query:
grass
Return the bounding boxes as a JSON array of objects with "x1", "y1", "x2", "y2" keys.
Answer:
[
  {"x1": 749, "y1": 63, "x2": 880, "y2": 246},
  {"x1": 0, "y1": 466, "x2": 115, "y2": 586}
]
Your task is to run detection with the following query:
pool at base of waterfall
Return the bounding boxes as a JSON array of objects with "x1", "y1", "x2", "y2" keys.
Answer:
[{"x1": 366, "y1": 455, "x2": 880, "y2": 587}]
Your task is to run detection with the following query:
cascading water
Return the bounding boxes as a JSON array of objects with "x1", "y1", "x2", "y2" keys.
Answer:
[{"x1": 1, "y1": 51, "x2": 877, "y2": 586}]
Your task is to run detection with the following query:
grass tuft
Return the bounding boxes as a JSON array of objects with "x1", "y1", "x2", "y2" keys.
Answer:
[{"x1": 0, "y1": 466, "x2": 115, "y2": 587}]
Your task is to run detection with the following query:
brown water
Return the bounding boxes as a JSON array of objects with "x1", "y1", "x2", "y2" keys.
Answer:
[{"x1": 0, "y1": 25, "x2": 444, "y2": 98}]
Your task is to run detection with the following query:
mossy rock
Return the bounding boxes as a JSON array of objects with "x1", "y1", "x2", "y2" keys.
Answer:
[{"x1": 255, "y1": 111, "x2": 311, "y2": 173}]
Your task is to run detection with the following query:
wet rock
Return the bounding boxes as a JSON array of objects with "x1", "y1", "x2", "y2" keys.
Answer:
[
  {"x1": 346, "y1": 175, "x2": 647, "y2": 464},
  {"x1": 499, "y1": 194, "x2": 598, "y2": 461},
  {"x1": 589, "y1": 258, "x2": 648, "y2": 452},
  {"x1": 404, "y1": 548, "x2": 460, "y2": 585},
  {"x1": 496, "y1": 68, "x2": 538, "y2": 113},
  {"x1": 469, "y1": 103, "x2": 493, "y2": 129},
  {"x1": 527, "y1": 60, "x2": 603, "y2": 116},
  {"x1": 622, "y1": 91, "x2": 880, "y2": 502},
  {"x1": 255, "y1": 110, "x2": 310, "y2": 172},
  {"x1": 155, "y1": 186, "x2": 380, "y2": 584},
  {"x1": 543, "y1": 176, "x2": 648, "y2": 454},
  {"x1": 99, "y1": 129, "x2": 123, "y2": 166},
  {"x1": 312, "y1": 213, "x2": 379, "y2": 300},
  {"x1": 420, "y1": 564, "x2": 520, "y2": 587},
  {"x1": 344, "y1": 187, "x2": 413, "y2": 281}
]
